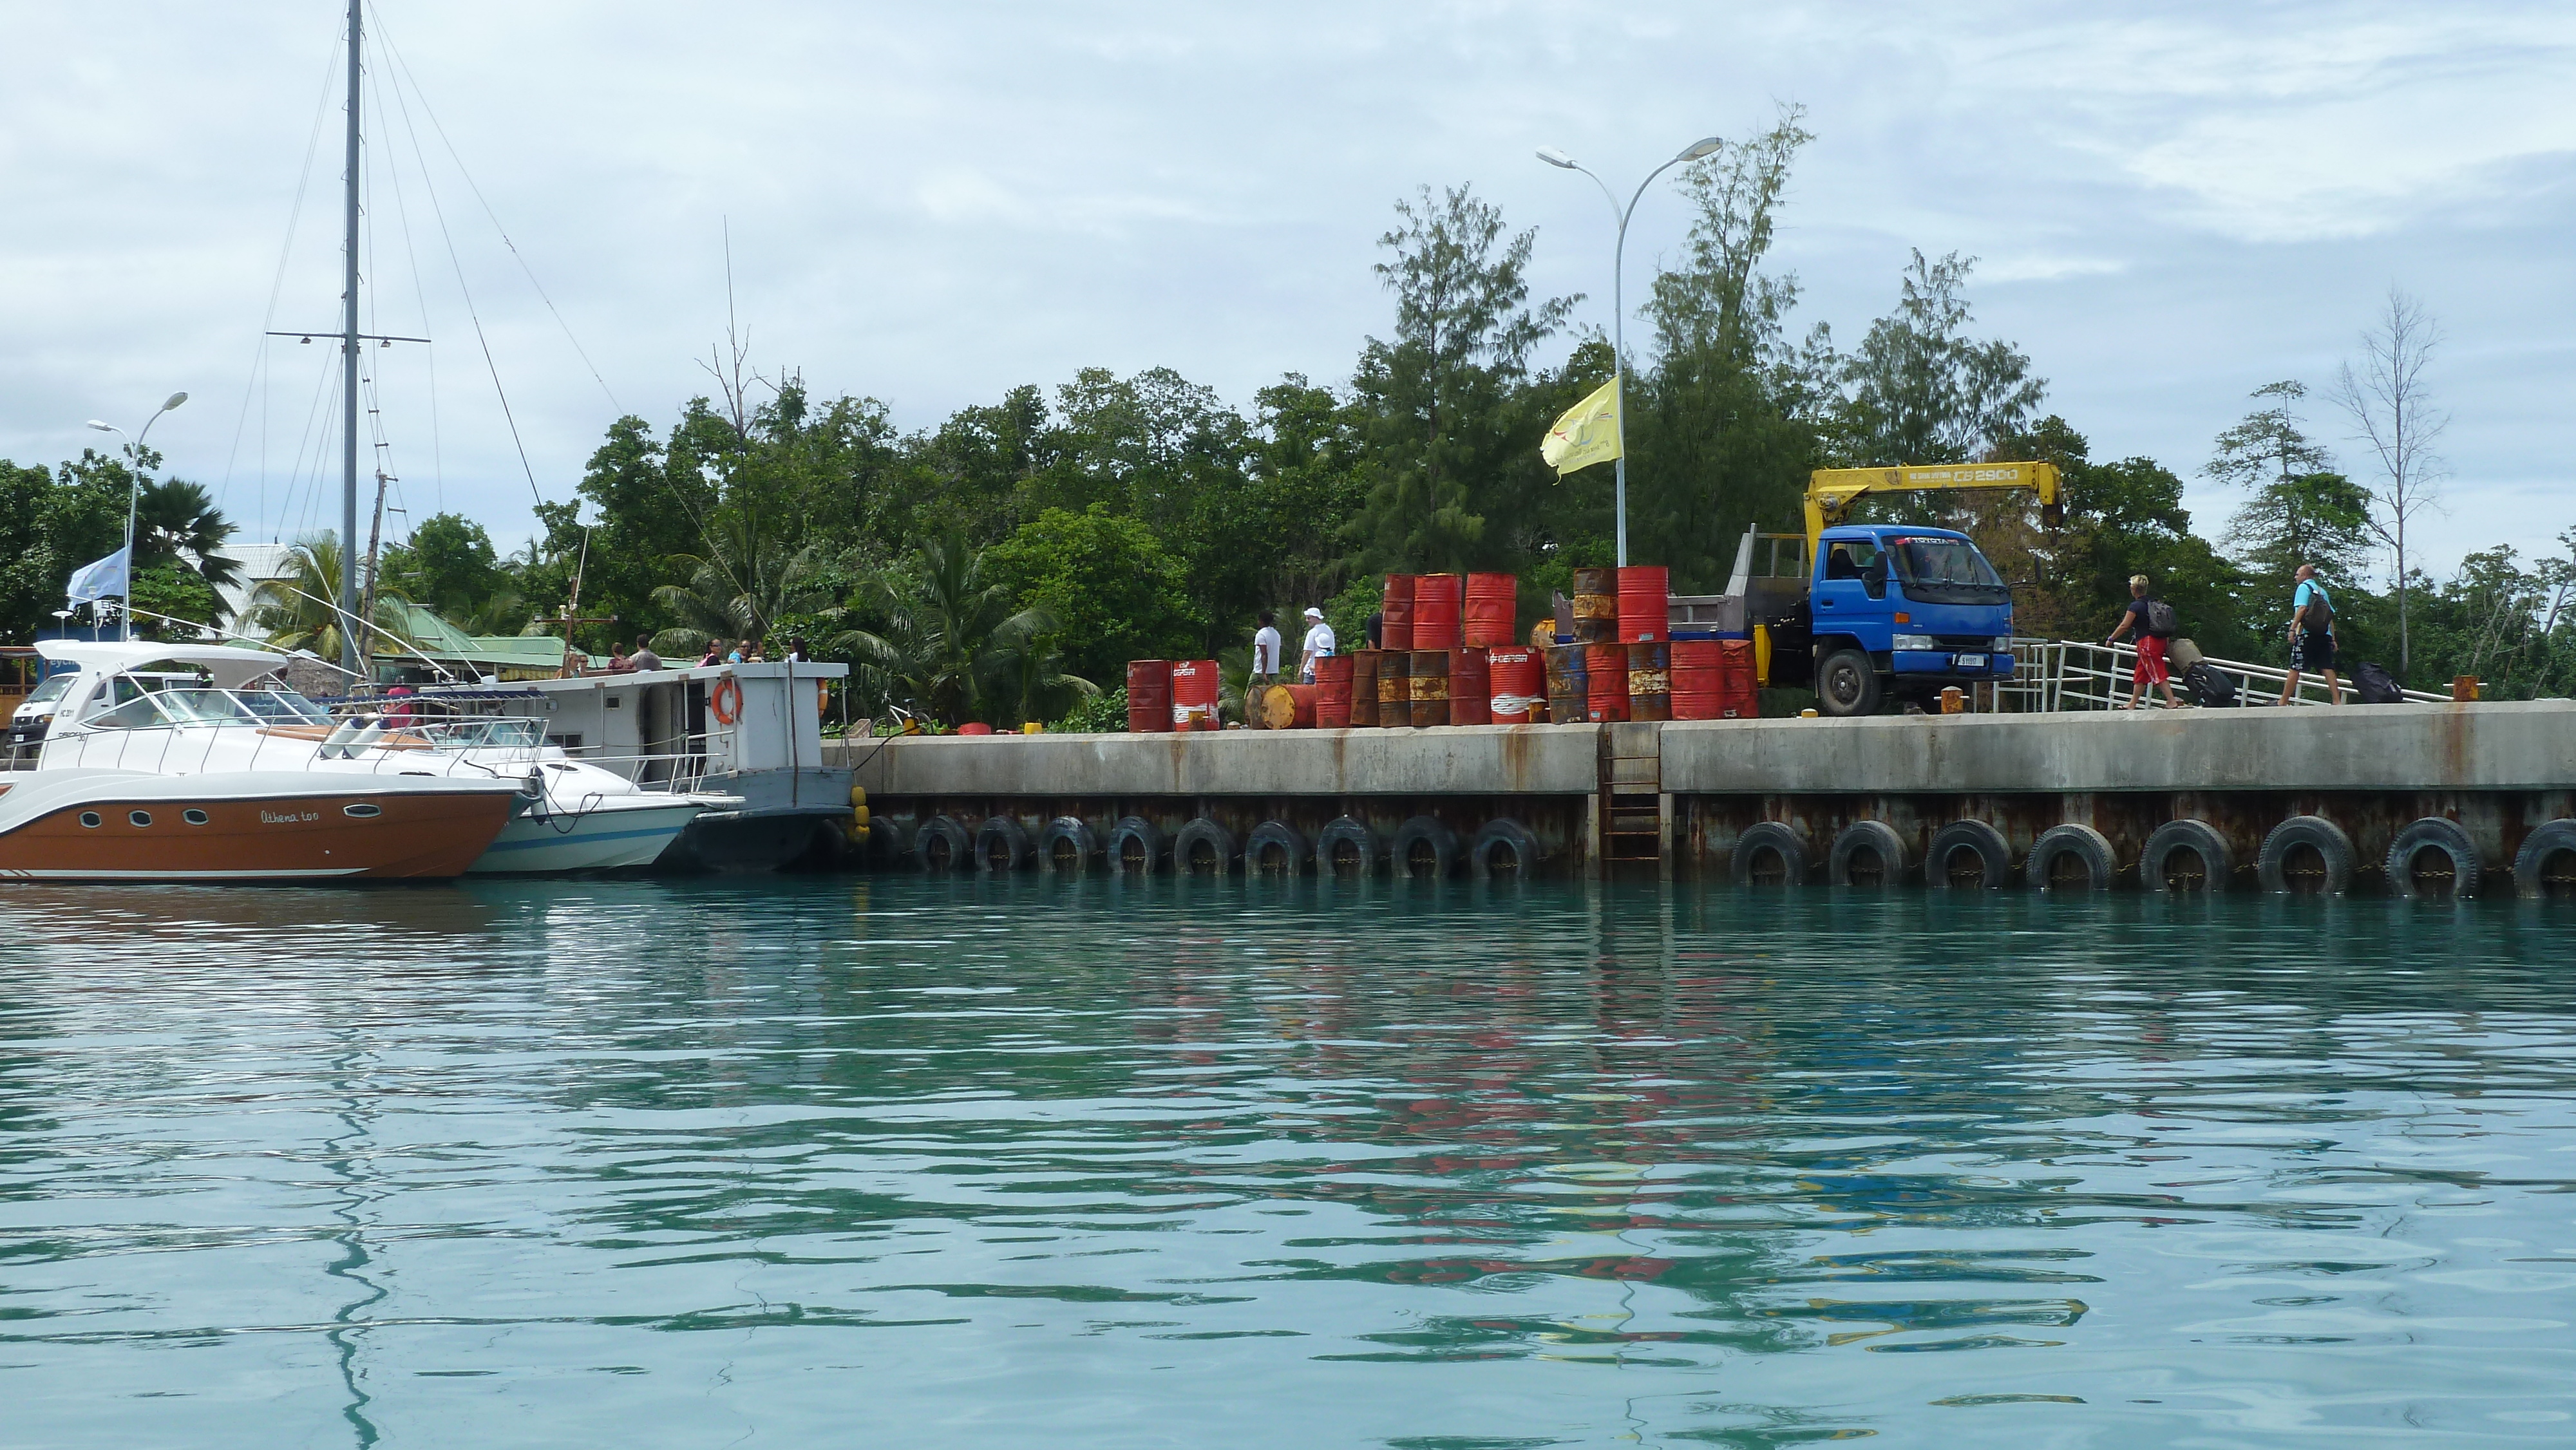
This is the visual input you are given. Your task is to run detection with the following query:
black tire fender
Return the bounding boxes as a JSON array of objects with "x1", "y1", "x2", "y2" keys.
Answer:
[
  {"x1": 915, "y1": 813, "x2": 971, "y2": 872},
  {"x1": 1245, "y1": 820, "x2": 1312, "y2": 875},
  {"x1": 1730, "y1": 821, "x2": 1809, "y2": 887},
  {"x1": 975, "y1": 814, "x2": 1034, "y2": 872},
  {"x1": 2511, "y1": 818, "x2": 2576, "y2": 898},
  {"x1": 1038, "y1": 816, "x2": 1101, "y2": 872},
  {"x1": 2026, "y1": 823, "x2": 2116, "y2": 892},
  {"x1": 1390, "y1": 815, "x2": 1461, "y2": 879},
  {"x1": 1173, "y1": 818, "x2": 1239, "y2": 874},
  {"x1": 2383, "y1": 816, "x2": 2481, "y2": 900},
  {"x1": 2258, "y1": 814, "x2": 2355, "y2": 895},
  {"x1": 1469, "y1": 818, "x2": 1542, "y2": 877},
  {"x1": 1925, "y1": 819, "x2": 2012, "y2": 890},
  {"x1": 1107, "y1": 815, "x2": 1166, "y2": 873},
  {"x1": 2142, "y1": 818, "x2": 2233, "y2": 892},
  {"x1": 1827, "y1": 820, "x2": 1912, "y2": 887},
  {"x1": 1316, "y1": 816, "x2": 1380, "y2": 875}
]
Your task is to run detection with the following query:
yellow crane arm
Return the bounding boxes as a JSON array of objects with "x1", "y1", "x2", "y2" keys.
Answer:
[{"x1": 1803, "y1": 462, "x2": 2062, "y2": 551}]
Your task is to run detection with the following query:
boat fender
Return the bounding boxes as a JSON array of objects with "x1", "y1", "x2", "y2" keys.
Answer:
[
  {"x1": 2257, "y1": 814, "x2": 2356, "y2": 895},
  {"x1": 2382, "y1": 816, "x2": 2481, "y2": 900},
  {"x1": 710, "y1": 677, "x2": 742, "y2": 726}
]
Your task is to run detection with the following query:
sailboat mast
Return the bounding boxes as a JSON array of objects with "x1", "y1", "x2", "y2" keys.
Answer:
[{"x1": 340, "y1": 0, "x2": 363, "y2": 677}]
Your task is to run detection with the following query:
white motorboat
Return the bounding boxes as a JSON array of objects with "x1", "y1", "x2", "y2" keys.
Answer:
[{"x1": 24, "y1": 641, "x2": 729, "y2": 876}]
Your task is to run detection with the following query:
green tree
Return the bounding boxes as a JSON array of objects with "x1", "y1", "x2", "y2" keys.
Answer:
[
  {"x1": 647, "y1": 513, "x2": 838, "y2": 658},
  {"x1": 1832, "y1": 250, "x2": 2045, "y2": 466},
  {"x1": 131, "y1": 478, "x2": 242, "y2": 601},
  {"x1": 981, "y1": 504, "x2": 1201, "y2": 689},
  {"x1": 1349, "y1": 184, "x2": 1575, "y2": 572},
  {"x1": 247, "y1": 534, "x2": 413, "y2": 664},
  {"x1": 2224, "y1": 471, "x2": 2374, "y2": 587},
  {"x1": 835, "y1": 534, "x2": 1088, "y2": 728}
]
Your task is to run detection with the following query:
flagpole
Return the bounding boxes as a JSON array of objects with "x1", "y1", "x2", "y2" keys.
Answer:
[{"x1": 1539, "y1": 137, "x2": 1725, "y2": 568}]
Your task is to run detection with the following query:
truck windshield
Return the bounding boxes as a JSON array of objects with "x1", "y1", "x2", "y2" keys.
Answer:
[{"x1": 1888, "y1": 537, "x2": 2009, "y2": 603}]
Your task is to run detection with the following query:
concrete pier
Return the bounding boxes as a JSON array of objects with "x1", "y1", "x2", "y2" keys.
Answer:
[{"x1": 835, "y1": 701, "x2": 2576, "y2": 895}]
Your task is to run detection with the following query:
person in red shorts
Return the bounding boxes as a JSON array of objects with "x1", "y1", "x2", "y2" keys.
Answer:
[{"x1": 2107, "y1": 573, "x2": 2186, "y2": 710}]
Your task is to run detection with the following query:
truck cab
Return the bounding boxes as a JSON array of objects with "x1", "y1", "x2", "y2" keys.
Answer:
[{"x1": 1807, "y1": 524, "x2": 2014, "y2": 715}]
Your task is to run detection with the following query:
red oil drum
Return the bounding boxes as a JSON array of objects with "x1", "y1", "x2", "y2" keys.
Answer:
[
  {"x1": 1412, "y1": 573, "x2": 1463, "y2": 650},
  {"x1": 1721, "y1": 637, "x2": 1759, "y2": 717},
  {"x1": 1348, "y1": 650, "x2": 1381, "y2": 728},
  {"x1": 1126, "y1": 659, "x2": 1173, "y2": 733},
  {"x1": 1670, "y1": 639, "x2": 1722, "y2": 720},
  {"x1": 1571, "y1": 567, "x2": 1618, "y2": 643},
  {"x1": 1407, "y1": 648, "x2": 1450, "y2": 728},
  {"x1": 1376, "y1": 648, "x2": 1412, "y2": 727},
  {"x1": 1448, "y1": 647, "x2": 1491, "y2": 726},
  {"x1": 1380, "y1": 574, "x2": 1416, "y2": 653},
  {"x1": 1485, "y1": 645, "x2": 1544, "y2": 722},
  {"x1": 1626, "y1": 640, "x2": 1672, "y2": 722},
  {"x1": 1262, "y1": 683, "x2": 1320, "y2": 730},
  {"x1": 1584, "y1": 643, "x2": 1629, "y2": 722},
  {"x1": 1616, "y1": 565, "x2": 1669, "y2": 643},
  {"x1": 1314, "y1": 654, "x2": 1354, "y2": 728},
  {"x1": 1170, "y1": 658, "x2": 1222, "y2": 730},
  {"x1": 1463, "y1": 572, "x2": 1517, "y2": 647}
]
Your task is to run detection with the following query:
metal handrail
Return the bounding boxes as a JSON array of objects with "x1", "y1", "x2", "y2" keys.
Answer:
[{"x1": 1991, "y1": 638, "x2": 2450, "y2": 711}]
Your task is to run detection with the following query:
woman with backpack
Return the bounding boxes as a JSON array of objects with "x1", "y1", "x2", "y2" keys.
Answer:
[
  {"x1": 2106, "y1": 574, "x2": 2186, "y2": 710},
  {"x1": 2276, "y1": 563, "x2": 2343, "y2": 705}
]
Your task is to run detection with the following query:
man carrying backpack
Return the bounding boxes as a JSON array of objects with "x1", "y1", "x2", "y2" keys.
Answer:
[
  {"x1": 2106, "y1": 573, "x2": 2186, "y2": 710},
  {"x1": 2276, "y1": 563, "x2": 2342, "y2": 705}
]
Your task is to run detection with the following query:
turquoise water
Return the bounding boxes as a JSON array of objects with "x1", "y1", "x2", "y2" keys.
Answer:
[{"x1": 3, "y1": 876, "x2": 2572, "y2": 1447}]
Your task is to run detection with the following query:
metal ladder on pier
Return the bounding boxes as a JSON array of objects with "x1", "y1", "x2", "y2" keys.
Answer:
[{"x1": 1596, "y1": 722, "x2": 1669, "y2": 872}]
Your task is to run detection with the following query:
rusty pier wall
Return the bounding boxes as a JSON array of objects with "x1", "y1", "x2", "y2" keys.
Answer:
[{"x1": 832, "y1": 701, "x2": 2576, "y2": 892}]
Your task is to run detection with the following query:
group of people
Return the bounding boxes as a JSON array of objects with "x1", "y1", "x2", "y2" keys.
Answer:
[
  {"x1": 1249, "y1": 607, "x2": 1338, "y2": 701},
  {"x1": 591, "y1": 634, "x2": 813, "y2": 675},
  {"x1": 2105, "y1": 564, "x2": 2340, "y2": 708}
]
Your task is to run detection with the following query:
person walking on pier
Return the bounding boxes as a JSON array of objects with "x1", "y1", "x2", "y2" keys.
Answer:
[
  {"x1": 1249, "y1": 612, "x2": 1282, "y2": 728},
  {"x1": 2106, "y1": 574, "x2": 2185, "y2": 710},
  {"x1": 1298, "y1": 607, "x2": 1335, "y2": 685},
  {"x1": 2277, "y1": 563, "x2": 2342, "y2": 705}
]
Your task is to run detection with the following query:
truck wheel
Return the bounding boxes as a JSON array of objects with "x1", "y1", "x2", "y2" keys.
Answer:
[{"x1": 1815, "y1": 648, "x2": 1881, "y2": 717}]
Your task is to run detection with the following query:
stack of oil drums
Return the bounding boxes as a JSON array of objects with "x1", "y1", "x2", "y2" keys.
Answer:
[{"x1": 1119, "y1": 561, "x2": 1758, "y2": 731}]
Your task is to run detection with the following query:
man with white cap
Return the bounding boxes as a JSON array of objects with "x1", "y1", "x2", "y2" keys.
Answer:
[{"x1": 1297, "y1": 607, "x2": 1336, "y2": 685}]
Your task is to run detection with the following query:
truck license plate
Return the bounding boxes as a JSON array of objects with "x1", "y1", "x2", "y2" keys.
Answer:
[{"x1": 1955, "y1": 653, "x2": 1987, "y2": 668}]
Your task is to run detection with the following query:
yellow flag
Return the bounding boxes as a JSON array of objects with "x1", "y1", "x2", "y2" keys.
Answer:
[{"x1": 1540, "y1": 375, "x2": 1623, "y2": 477}]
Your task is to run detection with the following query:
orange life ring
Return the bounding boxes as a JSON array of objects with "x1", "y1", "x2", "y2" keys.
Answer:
[
  {"x1": 710, "y1": 675, "x2": 742, "y2": 725},
  {"x1": 817, "y1": 682, "x2": 829, "y2": 715}
]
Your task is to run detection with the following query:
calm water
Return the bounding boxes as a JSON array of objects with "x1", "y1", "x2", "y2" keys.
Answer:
[{"x1": 3, "y1": 876, "x2": 2572, "y2": 1448}]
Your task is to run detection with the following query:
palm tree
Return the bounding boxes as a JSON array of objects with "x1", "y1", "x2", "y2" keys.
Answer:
[
  {"x1": 246, "y1": 534, "x2": 414, "y2": 664},
  {"x1": 134, "y1": 478, "x2": 243, "y2": 617},
  {"x1": 648, "y1": 513, "x2": 836, "y2": 656},
  {"x1": 834, "y1": 533, "x2": 1094, "y2": 726}
]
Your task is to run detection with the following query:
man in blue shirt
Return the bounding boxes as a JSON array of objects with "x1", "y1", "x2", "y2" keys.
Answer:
[{"x1": 2275, "y1": 563, "x2": 2342, "y2": 706}]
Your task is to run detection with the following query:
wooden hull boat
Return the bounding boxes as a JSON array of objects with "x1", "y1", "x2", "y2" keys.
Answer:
[{"x1": 0, "y1": 770, "x2": 518, "y2": 882}]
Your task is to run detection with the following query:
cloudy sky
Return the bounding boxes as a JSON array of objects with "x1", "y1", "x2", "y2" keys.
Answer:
[{"x1": 5, "y1": 1, "x2": 2571, "y2": 581}]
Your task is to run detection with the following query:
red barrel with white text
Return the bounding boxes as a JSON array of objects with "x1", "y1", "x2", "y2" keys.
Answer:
[
  {"x1": 1126, "y1": 659, "x2": 1173, "y2": 733},
  {"x1": 1485, "y1": 645, "x2": 1543, "y2": 722},
  {"x1": 1170, "y1": 659, "x2": 1222, "y2": 730}
]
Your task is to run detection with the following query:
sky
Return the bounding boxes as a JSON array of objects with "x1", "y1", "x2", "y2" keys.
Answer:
[{"x1": 5, "y1": 0, "x2": 2572, "y2": 584}]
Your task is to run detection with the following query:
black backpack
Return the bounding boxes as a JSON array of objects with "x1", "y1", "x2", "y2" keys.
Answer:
[
  {"x1": 2301, "y1": 585, "x2": 2332, "y2": 630},
  {"x1": 2184, "y1": 661, "x2": 2239, "y2": 708},
  {"x1": 2142, "y1": 599, "x2": 2178, "y2": 638},
  {"x1": 2353, "y1": 661, "x2": 2403, "y2": 704}
]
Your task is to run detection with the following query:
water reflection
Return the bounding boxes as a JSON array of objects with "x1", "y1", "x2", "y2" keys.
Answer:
[{"x1": 0, "y1": 876, "x2": 2570, "y2": 1446}]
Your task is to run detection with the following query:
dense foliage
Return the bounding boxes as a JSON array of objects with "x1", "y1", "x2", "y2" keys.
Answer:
[{"x1": 6, "y1": 116, "x2": 2569, "y2": 715}]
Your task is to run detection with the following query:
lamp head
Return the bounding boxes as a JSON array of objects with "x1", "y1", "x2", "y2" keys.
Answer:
[
  {"x1": 86, "y1": 420, "x2": 115, "y2": 433},
  {"x1": 1535, "y1": 147, "x2": 1576, "y2": 169},
  {"x1": 159, "y1": 391, "x2": 189, "y2": 412},
  {"x1": 1679, "y1": 137, "x2": 1725, "y2": 161}
]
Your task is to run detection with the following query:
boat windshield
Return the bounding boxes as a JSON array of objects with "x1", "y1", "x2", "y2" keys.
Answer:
[
  {"x1": 155, "y1": 689, "x2": 261, "y2": 724},
  {"x1": 239, "y1": 689, "x2": 333, "y2": 724},
  {"x1": 430, "y1": 718, "x2": 544, "y2": 749},
  {"x1": 83, "y1": 695, "x2": 174, "y2": 730}
]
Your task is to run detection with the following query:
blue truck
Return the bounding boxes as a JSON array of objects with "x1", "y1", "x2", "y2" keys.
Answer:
[{"x1": 1713, "y1": 464, "x2": 2058, "y2": 716}]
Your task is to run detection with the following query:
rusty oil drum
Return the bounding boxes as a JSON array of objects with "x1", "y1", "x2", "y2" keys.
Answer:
[
  {"x1": 1407, "y1": 648, "x2": 1450, "y2": 728},
  {"x1": 1544, "y1": 643, "x2": 1589, "y2": 724},
  {"x1": 1376, "y1": 648, "x2": 1412, "y2": 727},
  {"x1": 1348, "y1": 649, "x2": 1381, "y2": 728},
  {"x1": 1625, "y1": 640, "x2": 1672, "y2": 722},
  {"x1": 1571, "y1": 566, "x2": 1619, "y2": 643}
]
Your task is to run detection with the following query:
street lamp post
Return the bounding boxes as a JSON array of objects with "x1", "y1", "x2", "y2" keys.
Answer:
[
  {"x1": 1538, "y1": 137, "x2": 1723, "y2": 567},
  {"x1": 84, "y1": 391, "x2": 189, "y2": 641}
]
